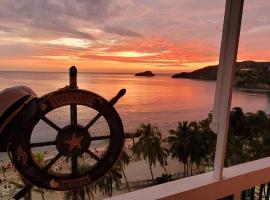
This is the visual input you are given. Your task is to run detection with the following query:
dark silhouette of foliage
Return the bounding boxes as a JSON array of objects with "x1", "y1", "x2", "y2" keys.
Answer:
[
  {"x1": 116, "y1": 150, "x2": 131, "y2": 192},
  {"x1": 225, "y1": 108, "x2": 270, "y2": 166},
  {"x1": 167, "y1": 121, "x2": 214, "y2": 176},
  {"x1": 94, "y1": 167, "x2": 122, "y2": 197},
  {"x1": 155, "y1": 174, "x2": 172, "y2": 185},
  {"x1": 132, "y1": 123, "x2": 169, "y2": 180}
]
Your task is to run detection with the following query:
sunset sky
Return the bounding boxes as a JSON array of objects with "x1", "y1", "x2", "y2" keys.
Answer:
[{"x1": 0, "y1": 0, "x2": 269, "y2": 73}]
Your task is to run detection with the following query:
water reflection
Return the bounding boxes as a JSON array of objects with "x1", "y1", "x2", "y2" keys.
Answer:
[{"x1": 0, "y1": 71, "x2": 270, "y2": 135}]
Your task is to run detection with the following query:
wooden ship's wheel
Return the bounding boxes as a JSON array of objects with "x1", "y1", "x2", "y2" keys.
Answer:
[{"x1": 0, "y1": 66, "x2": 135, "y2": 199}]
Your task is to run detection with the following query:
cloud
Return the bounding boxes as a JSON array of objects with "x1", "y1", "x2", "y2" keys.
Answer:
[
  {"x1": 77, "y1": 37, "x2": 218, "y2": 68},
  {"x1": 0, "y1": 24, "x2": 13, "y2": 32},
  {"x1": 0, "y1": 0, "x2": 135, "y2": 40},
  {"x1": 0, "y1": 0, "x2": 269, "y2": 72},
  {"x1": 104, "y1": 26, "x2": 142, "y2": 37}
]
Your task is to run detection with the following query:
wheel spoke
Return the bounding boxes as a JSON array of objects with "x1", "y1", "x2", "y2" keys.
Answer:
[
  {"x1": 71, "y1": 156, "x2": 77, "y2": 175},
  {"x1": 41, "y1": 116, "x2": 62, "y2": 132},
  {"x1": 84, "y1": 89, "x2": 126, "y2": 130},
  {"x1": 42, "y1": 153, "x2": 61, "y2": 171},
  {"x1": 70, "y1": 104, "x2": 77, "y2": 126},
  {"x1": 30, "y1": 141, "x2": 56, "y2": 148},
  {"x1": 84, "y1": 113, "x2": 102, "y2": 130},
  {"x1": 86, "y1": 150, "x2": 101, "y2": 161},
  {"x1": 91, "y1": 135, "x2": 111, "y2": 141}
]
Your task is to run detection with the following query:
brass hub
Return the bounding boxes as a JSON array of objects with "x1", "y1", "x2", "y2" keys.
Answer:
[{"x1": 56, "y1": 125, "x2": 91, "y2": 157}]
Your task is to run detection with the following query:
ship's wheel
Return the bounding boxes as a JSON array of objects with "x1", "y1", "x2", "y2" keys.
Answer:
[{"x1": 9, "y1": 67, "x2": 126, "y2": 192}]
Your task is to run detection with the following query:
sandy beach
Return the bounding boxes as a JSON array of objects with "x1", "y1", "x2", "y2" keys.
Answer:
[{"x1": 0, "y1": 138, "x2": 184, "y2": 200}]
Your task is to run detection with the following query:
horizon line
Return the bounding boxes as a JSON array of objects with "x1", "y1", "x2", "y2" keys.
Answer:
[{"x1": 0, "y1": 70, "x2": 175, "y2": 75}]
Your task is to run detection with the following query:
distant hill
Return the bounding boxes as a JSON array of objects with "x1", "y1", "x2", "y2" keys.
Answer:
[
  {"x1": 172, "y1": 65, "x2": 217, "y2": 80},
  {"x1": 135, "y1": 71, "x2": 155, "y2": 77},
  {"x1": 172, "y1": 61, "x2": 270, "y2": 90}
]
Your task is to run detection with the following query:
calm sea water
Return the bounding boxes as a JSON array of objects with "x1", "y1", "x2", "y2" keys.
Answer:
[
  {"x1": 1, "y1": 71, "x2": 270, "y2": 136},
  {"x1": 1, "y1": 71, "x2": 270, "y2": 178}
]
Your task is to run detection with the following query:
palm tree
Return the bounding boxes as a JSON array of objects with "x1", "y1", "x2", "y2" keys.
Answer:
[
  {"x1": 78, "y1": 165, "x2": 95, "y2": 200},
  {"x1": 167, "y1": 121, "x2": 198, "y2": 177},
  {"x1": 156, "y1": 140, "x2": 170, "y2": 175},
  {"x1": 224, "y1": 108, "x2": 270, "y2": 167},
  {"x1": 196, "y1": 117, "x2": 216, "y2": 173},
  {"x1": 66, "y1": 158, "x2": 127, "y2": 199},
  {"x1": 11, "y1": 179, "x2": 46, "y2": 200},
  {"x1": 84, "y1": 185, "x2": 94, "y2": 200},
  {"x1": 225, "y1": 107, "x2": 247, "y2": 166},
  {"x1": 132, "y1": 123, "x2": 169, "y2": 181},
  {"x1": 116, "y1": 150, "x2": 131, "y2": 192},
  {"x1": 77, "y1": 185, "x2": 94, "y2": 200},
  {"x1": 230, "y1": 107, "x2": 246, "y2": 136},
  {"x1": 95, "y1": 168, "x2": 122, "y2": 197},
  {"x1": 65, "y1": 164, "x2": 95, "y2": 200},
  {"x1": 188, "y1": 121, "x2": 202, "y2": 175},
  {"x1": 241, "y1": 110, "x2": 270, "y2": 161}
]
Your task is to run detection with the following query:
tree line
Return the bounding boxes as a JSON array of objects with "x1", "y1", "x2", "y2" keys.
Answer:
[{"x1": 65, "y1": 107, "x2": 270, "y2": 199}]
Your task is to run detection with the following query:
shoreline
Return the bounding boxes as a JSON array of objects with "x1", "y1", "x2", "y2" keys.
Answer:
[
  {"x1": 0, "y1": 139, "x2": 182, "y2": 181},
  {"x1": 0, "y1": 143, "x2": 184, "y2": 200}
]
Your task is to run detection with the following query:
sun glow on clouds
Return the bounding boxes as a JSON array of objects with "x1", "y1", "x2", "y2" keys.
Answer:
[
  {"x1": 0, "y1": 36, "x2": 32, "y2": 44},
  {"x1": 46, "y1": 38, "x2": 93, "y2": 48},
  {"x1": 34, "y1": 55, "x2": 82, "y2": 60},
  {"x1": 0, "y1": 36, "x2": 93, "y2": 49},
  {"x1": 0, "y1": 0, "x2": 269, "y2": 72},
  {"x1": 100, "y1": 51, "x2": 157, "y2": 58}
]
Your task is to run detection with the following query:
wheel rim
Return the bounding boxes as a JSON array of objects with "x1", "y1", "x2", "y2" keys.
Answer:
[{"x1": 11, "y1": 89, "x2": 125, "y2": 190}]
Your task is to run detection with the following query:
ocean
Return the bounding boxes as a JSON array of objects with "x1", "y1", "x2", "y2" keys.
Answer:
[
  {"x1": 1, "y1": 71, "x2": 270, "y2": 134},
  {"x1": 1, "y1": 71, "x2": 270, "y2": 180}
]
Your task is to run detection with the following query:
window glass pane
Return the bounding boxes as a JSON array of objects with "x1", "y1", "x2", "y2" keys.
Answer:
[
  {"x1": 0, "y1": 0, "x2": 231, "y2": 198},
  {"x1": 228, "y1": 0, "x2": 270, "y2": 167}
]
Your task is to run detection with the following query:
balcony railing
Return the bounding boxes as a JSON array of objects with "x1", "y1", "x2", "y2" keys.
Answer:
[
  {"x1": 109, "y1": 157, "x2": 270, "y2": 200},
  {"x1": 109, "y1": 1, "x2": 269, "y2": 199}
]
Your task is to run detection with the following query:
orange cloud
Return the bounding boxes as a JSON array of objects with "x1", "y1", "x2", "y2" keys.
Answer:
[{"x1": 0, "y1": 0, "x2": 269, "y2": 72}]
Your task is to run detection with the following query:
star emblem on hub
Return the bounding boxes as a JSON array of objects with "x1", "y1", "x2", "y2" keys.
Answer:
[{"x1": 64, "y1": 133, "x2": 83, "y2": 151}]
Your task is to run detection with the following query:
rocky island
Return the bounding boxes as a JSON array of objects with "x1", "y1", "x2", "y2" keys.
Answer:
[
  {"x1": 172, "y1": 61, "x2": 270, "y2": 90},
  {"x1": 135, "y1": 71, "x2": 155, "y2": 77}
]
